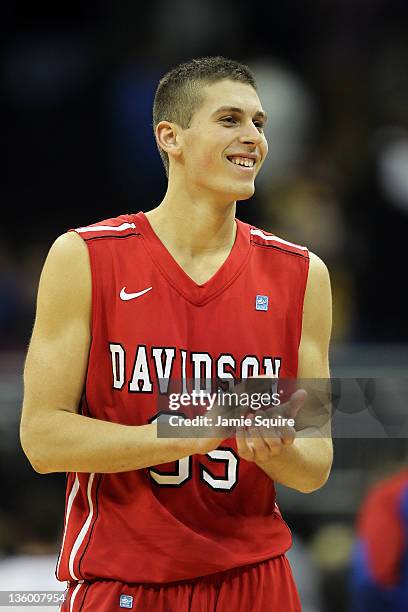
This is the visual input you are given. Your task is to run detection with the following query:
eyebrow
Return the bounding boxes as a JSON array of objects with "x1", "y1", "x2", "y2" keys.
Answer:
[{"x1": 212, "y1": 106, "x2": 268, "y2": 122}]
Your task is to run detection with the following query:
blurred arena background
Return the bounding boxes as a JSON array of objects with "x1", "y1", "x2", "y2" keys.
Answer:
[{"x1": 1, "y1": 2, "x2": 408, "y2": 610}]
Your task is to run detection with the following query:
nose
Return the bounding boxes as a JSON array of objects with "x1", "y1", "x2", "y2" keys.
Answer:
[{"x1": 239, "y1": 122, "x2": 263, "y2": 146}]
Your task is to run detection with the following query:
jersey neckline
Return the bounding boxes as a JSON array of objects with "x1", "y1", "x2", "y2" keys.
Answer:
[{"x1": 132, "y1": 211, "x2": 251, "y2": 306}]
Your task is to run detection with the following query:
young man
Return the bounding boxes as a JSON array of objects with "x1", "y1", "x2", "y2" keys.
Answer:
[{"x1": 21, "y1": 57, "x2": 332, "y2": 611}]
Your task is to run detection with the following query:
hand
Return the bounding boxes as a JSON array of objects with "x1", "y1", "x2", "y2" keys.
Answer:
[
  {"x1": 179, "y1": 377, "x2": 281, "y2": 455},
  {"x1": 236, "y1": 389, "x2": 307, "y2": 463}
]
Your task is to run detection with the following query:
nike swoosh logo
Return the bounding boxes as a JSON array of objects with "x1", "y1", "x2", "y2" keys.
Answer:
[{"x1": 120, "y1": 286, "x2": 153, "y2": 301}]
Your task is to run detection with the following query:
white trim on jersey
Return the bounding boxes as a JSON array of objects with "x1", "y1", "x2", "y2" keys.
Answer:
[
  {"x1": 250, "y1": 228, "x2": 308, "y2": 251},
  {"x1": 76, "y1": 222, "x2": 136, "y2": 233},
  {"x1": 69, "y1": 581, "x2": 84, "y2": 612},
  {"x1": 56, "y1": 474, "x2": 80, "y2": 578},
  {"x1": 68, "y1": 473, "x2": 96, "y2": 581}
]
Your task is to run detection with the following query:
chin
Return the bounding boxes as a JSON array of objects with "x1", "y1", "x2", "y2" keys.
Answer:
[
  {"x1": 219, "y1": 177, "x2": 254, "y2": 199},
  {"x1": 237, "y1": 189, "x2": 255, "y2": 201},
  {"x1": 209, "y1": 178, "x2": 255, "y2": 202},
  {"x1": 232, "y1": 183, "x2": 255, "y2": 201}
]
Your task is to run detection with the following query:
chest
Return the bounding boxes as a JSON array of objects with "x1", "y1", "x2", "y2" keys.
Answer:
[{"x1": 93, "y1": 258, "x2": 300, "y2": 387}]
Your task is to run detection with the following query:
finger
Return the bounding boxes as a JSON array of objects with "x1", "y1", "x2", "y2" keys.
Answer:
[
  {"x1": 278, "y1": 425, "x2": 297, "y2": 446},
  {"x1": 232, "y1": 376, "x2": 277, "y2": 415},
  {"x1": 249, "y1": 410, "x2": 287, "y2": 455},
  {"x1": 246, "y1": 416, "x2": 278, "y2": 462},
  {"x1": 248, "y1": 411, "x2": 295, "y2": 448},
  {"x1": 257, "y1": 421, "x2": 285, "y2": 456},
  {"x1": 261, "y1": 433, "x2": 284, "y2": 457},
  {"x1": 236, "y1": 425, "x2": 256, "y2": 461},
  {"x1": 266, "y1": 406, "x2": 297, "y2": 445},
  {"x1": 283, "y1": 389, "x2": 307, "y2": 420},
  {"x1": 260, "y1": 390, "x2": 299, "y2": 421},
  {"x1": 248, "y1": 436, "x2": 272, "y2": 462}
]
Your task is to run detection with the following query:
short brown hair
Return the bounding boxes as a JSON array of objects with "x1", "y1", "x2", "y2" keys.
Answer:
[{"x1": 153, "y1": 56, "x2": 257, "y2": 177}]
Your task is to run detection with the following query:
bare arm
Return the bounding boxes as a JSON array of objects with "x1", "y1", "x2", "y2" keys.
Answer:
[
  {"x1": 20, "y1": 232, "x2": 219, "y2": 474},
  {"x1": 236, "y1": 252, "x2": 333, "y2": 493}
]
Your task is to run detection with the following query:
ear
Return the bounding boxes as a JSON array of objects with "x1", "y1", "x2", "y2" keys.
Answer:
[{"x1": 155, "y1": 121, "x2": 182, "y2": 160}]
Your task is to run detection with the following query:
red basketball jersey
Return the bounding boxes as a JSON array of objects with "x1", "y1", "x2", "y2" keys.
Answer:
[{"x1": 56, "y1": 211, "x2": 309, "y2": 584}]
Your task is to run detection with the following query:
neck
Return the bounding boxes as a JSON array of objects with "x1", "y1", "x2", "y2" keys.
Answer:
[{"x1": 145, "y1": 184, "x2": 237, "y2": 258}]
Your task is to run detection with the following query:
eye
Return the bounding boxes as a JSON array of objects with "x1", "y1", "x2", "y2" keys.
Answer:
[
  {"x1": 220, "y1": 116, "x2": 237, "y2": 125},
  {"x1": 253, "y1": 120, "x2": 265, "y2": 132}
]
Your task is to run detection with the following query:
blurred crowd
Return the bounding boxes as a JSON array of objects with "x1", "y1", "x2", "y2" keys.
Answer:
[{"x1": 2, "y1": 2, "x2": 408, "y2": 610}]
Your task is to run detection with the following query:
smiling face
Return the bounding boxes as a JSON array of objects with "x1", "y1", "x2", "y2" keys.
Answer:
[{"x1": 174, "y1": 79, "x2": 268, "y2": 202}]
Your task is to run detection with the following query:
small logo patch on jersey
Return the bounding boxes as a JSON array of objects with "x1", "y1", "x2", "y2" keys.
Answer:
[
  {"x1": 120, "y1": 286, "x2": 153, "y2": 301},
  {"x1": 255, "y1": 295, "x2": 269, "y2": 311},
  {"x1": 119, "y1": 594, "x2": 133, "y2": 608}
]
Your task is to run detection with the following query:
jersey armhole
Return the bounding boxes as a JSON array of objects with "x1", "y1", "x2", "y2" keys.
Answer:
[
  {"x1": 296, "y1": 254, "x2": 310, "y2": 351},
  {"x1": 87, "y1": 242, "x2": 98, "y2": 342},
  {"x1": 69, "y1": 228, "x2": 98, "y2": 345}
]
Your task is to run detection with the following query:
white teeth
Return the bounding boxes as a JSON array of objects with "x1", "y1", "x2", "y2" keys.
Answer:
[{"x1": 229, "y1": 156, "x2": 255, "y2": 167}]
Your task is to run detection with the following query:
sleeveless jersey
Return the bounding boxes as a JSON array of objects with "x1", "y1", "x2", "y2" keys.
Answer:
[{"x1": 56, "y1": 211, "x2": 309, "y2": 584}]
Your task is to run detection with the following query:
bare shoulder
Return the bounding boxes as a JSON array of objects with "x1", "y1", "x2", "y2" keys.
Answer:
[
  {"x1": 37, "y1": 231, "x2": 91, "y2": 330},
  {"x1": 45, "y1": 230, "x2": 89, "y2": 271},
  {"x1": 41, "y1": 231, "x2": 90, "y2": 287},
  {"x1": 303, "y1": 251, "x2": 332, "y2": 324},
  {"x1": 298, "y1": 251, "x2": 332, "y2": 378},
  {"x1": 307, "y1": 251, "x2": 331, "y2": 287}
]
